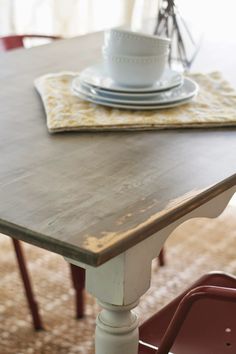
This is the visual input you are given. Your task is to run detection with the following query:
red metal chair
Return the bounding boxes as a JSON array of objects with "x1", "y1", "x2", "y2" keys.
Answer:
[
  {"x1": 139, "y1": 272, "x2": 236, "y2": 354},
  {"x1": 12, "y1": 239, "x2": 43, "y2": 330},
  {"x1": 12, "y1": 239, "x2": 85, "y2": 330},
  {"x1": 158, "y1": 248, "x2": 165, "y2": 267}
]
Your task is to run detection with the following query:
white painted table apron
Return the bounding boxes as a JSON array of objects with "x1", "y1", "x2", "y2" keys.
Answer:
[{"x1": 66, "y1": 186, "x2": 236, "y2": 354}]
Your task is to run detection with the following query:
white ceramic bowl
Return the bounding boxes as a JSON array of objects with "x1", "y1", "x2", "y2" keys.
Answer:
[
  {"x1": 102, "y1": 43, "x2": 169, "y2": 58},
  {"x1": 103, "y1": 52, "x2": 168, "y2": 87},
  {"x1": 104, "y1": 28, "x2": 170, "y2": 56}
]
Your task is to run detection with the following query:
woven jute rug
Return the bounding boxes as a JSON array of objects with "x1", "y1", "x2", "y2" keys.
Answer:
[{"x1": 0, "y1": 202, "x2": 236, "y2": 354}]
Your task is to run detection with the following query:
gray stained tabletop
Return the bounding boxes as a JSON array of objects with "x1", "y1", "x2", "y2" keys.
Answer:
[{"x1": 0, "y1": 33, "x2": 236, "y2": 266}]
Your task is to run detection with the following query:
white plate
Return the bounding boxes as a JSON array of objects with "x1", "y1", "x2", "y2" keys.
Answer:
[
  {"x1": 72, "y1": 89, "x2": 196, "y2": 110},
  {"x1": 80, "y1": 81, "x2": 182, "y2": 98},
  {"x1": 79, "y1": 64, "x2": 183, "y2": 93},
  {"x1": 72, "y1": 77, "x2": 198, "y2": 106},
  {"x1": 73, "y1": 92, "x2": 195, "y2": 110}
]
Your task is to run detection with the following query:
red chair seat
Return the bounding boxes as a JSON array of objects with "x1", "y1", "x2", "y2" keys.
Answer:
[{"x1": 139, "y1": 272, "x2": 236, "y2": 354}]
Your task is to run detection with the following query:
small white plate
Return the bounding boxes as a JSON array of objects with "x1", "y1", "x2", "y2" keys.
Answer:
[
  {"x1": 72, "y1": 77, "x2": 198, "y2": 106},
  {"x1": 80, "y1": 81, "x2": 182, "y2": 98},
  {"x1": 73, "y1": 91, "x2": 195, "y2": 110},
  {"x1": 79, "y1": 64, "x2": 183, "y2": 93}
]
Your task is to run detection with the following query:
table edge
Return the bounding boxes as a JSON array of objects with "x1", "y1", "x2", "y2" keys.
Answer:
[{"x1": 0, "y1": 173, "x2": 235, "y2": 267}]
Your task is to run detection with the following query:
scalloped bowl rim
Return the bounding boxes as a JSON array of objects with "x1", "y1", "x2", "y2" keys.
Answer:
[
  {"x1": 103, "y1": 51, "x2": 169, "y2": 63},
  {"x1": 106, "y1": 28, "x2": 170, "y2": 44}
]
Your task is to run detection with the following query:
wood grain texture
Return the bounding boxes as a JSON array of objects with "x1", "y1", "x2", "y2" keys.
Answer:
[{"x1": 0, "y1": 33, "x2": 236, "y2": 266}]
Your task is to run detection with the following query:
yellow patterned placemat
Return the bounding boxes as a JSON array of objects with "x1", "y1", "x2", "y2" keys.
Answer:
[{"x1": 34, "y1": 71, "x2": 236, "y2": 133}]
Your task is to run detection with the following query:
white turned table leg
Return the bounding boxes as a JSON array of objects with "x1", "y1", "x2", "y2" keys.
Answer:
[
  {"x1": 66, "y1": 239, "x2": 162, "y2": 354},
  {"x1": 96, "y1": 301, "x2": 139, "y2": 354}
]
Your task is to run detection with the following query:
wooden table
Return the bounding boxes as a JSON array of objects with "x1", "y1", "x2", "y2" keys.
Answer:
[{"x1": 0, "y1": 33, "x2": 236, "y2": 354}]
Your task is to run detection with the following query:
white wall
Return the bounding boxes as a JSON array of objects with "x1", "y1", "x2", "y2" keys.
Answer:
[
  {"x1": 178, "y1": 0, "x2": 236, "y2": 42},
  {"x1": 0, "y1": 0, "x2": 235, "y2": 41},
  {"x1": 0, "y1": 0, "x2": 135, "y2": 36}
]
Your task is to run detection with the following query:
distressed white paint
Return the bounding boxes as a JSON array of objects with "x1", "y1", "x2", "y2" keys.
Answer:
[
  {"x1": 85, "y1": 240, "x2": 156, "y2": 305},
  {"x1": 96, "y1": 300, "x2": 139, "y2": 354},
  {"x1": 66, "y1": 186, "x2": 236, "y2": 354}
]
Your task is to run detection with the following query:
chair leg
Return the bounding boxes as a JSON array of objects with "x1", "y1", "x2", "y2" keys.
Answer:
[
  {"x1": 69, "y1": 264, "x2": 86, "y2": 319},
  {"x1": 158, "y1": 248, "x2": 165, "y2": 267},
  {"x1": 12, "y1": 239, "x2": 43, "y2": 330}
]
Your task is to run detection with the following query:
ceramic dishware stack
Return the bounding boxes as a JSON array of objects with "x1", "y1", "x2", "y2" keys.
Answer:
[{"x1": 72, "y1": 28, "x2": 199, "y2": 110}]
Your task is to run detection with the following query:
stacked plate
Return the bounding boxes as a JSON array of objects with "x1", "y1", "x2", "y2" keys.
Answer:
[{"x1": 72, "y1": 64, "x2": 198, "y2": 110}]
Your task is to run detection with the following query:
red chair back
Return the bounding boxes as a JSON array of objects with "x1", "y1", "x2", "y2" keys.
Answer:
[
  {"x1": 0, "y1": 34, "x2": 60, "y2": 52},
  {"x1": 139, "y1": 272, "x2": 236, "y2": 354}
]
